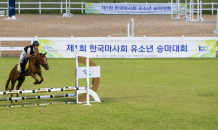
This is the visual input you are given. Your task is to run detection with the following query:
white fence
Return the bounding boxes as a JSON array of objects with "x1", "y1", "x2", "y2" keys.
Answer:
[
  {"x1": 0, "y1": 2, "x2": 218, "y2": 14},
  {"x1": 0, "y1": 2, "x2": 85, "y2": 14}
]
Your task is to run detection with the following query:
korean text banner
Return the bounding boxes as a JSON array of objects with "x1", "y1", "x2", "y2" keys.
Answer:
[
  {"x1": 38, "y1": 37, "x2": 216, "y2": 58},
  {"x1": 85, "y1": 3, "x2": 185, "y2": 14}
]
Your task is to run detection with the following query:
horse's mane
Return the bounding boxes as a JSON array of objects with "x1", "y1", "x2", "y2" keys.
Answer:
[
  {"x1": 29, "y1": 50, "x2": 42, "y2": 59},
  {"x1": 35, "y1": 50, "x2": 40, "y2": 55}
]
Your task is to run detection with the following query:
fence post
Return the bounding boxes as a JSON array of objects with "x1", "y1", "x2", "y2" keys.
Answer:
[
  {"x1": 103, "y1": 2, "x2": 104, "y2": 14},
  {"x1": 85, "y1": 56, "x2": 90, "y2": 106},
  {"x1": 19, "y1": 1, "x2": 20, "y2": 14},
  {"x1": 82, "y1": 2, "x2": 83, "y2": 14},
  {"x1": 61, "y1": 1, "x2": 62, "y2": 14},
  {"x1": 127, "y1": 23, "x2": 129, "y2": 37},
  {"x1": 39, "y1": 1, "x2": 41, "y2": 14},
  {"x1": 66, "y1": 0, "x2": 67, "y2": 13},
  {"x1": 31, "y1": 38, "x2": 33, "y2": 45},
  {"x1": 131, "y1": 18, "x2": 134, "y2": 37},
  {"x1": 212, "y1": 2, "x2": 213, "y2": 15}
]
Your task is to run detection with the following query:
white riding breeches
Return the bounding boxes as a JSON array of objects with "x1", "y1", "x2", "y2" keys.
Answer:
[{"x1": 20, "y1": 50, "x2": 27, "y2": 63}]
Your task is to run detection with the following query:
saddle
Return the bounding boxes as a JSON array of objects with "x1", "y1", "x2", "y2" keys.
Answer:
[{"x1": 17, "y1": 58, "x2": 29, "y2": 73}]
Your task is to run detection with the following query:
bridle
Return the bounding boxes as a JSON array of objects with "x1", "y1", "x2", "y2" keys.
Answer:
[
  {"x1": 39, "y1": 55, "x2": 48, "y2": 68},
  {"x1": 32, "y1": 54, "x2": 48, "y2": 68}
]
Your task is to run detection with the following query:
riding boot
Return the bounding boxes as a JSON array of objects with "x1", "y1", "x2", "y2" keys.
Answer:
[{"x1": 20, "y1": 63, "x2": 25, "y2": 75}]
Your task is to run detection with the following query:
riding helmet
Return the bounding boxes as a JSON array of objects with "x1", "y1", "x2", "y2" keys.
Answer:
[{"x1": 33, "y1": 41, "x2": 39, "y2": 46}]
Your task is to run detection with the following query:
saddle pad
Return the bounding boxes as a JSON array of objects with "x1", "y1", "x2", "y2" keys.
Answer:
[{"x1": 17, "y1": 60, "x2": 30, "y2": 72}]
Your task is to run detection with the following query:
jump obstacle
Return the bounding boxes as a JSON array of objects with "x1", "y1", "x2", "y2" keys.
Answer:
[
  {"x1": 0, "y1": 56, "x2": 101, "y2": 107},
  {"x1": 62, "y1": 0, "x2": 74, "y2": 17},
  {"x1": 189, "y1": 0, "x2": 203, "y2": 21},
  {"x1": 127, "y1": 18, "x2": 134, "y2": 37},
  {"x1": 171, "y1": 0, "x2": 180, "y2": 19},
  {"x1": 0, "y1": 0, "x2": 17, "y2": 20},
  {"x1": 0, "y1": 10, "x2": 8, "y2": 17},
  {"x1": 0, "y1": 0, "x2": 8, "y2": 17},
  {"x1": 213, "y1": 8, "x2": 218, "y2": 34},
  {"x1": 171, "y1": 0, "x2": 203, "y2": 21}
]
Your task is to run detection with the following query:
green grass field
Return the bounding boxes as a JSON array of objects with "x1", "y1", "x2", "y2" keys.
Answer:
[{"x1": 0, "y1": 58, "x2": 217, "y2": 129}]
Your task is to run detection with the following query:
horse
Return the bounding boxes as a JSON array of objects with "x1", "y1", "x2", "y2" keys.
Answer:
[{"x1": 5, "y1": 53, "x2": 49, "y2": 103}]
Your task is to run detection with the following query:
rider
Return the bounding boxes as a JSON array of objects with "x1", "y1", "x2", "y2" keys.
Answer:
[{"x1": 18, "y1": 41, "x2": 39, "y2": 75}]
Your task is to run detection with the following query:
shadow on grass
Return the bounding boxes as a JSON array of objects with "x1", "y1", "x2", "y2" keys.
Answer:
[
  {"x1": 198, "y1": 93, "x2": 215, "y2": 97},
  {"x1": 102, "y1": 95, "x2": 149, "y2": 103}
]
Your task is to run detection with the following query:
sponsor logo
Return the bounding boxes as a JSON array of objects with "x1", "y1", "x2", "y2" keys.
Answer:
[
  {"x1": 83, "y1": 68, "x2": 93, "y2": 75},
  {"x1": 199, "y1": 46, "x2": 208, "y2": 51},
  {"x1": 42, "y1": 46, "x2": 57, "y2": 53},
  {"x1": 42, "y1": 46, "x2": 53, "y2": 50},
  {"x1": 9, "y1": 6, "x2": 15, "y2": 10}
]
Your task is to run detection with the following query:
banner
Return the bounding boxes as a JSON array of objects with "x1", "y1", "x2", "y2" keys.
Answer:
[
  {"x1": 38, "y1": 37, "x2": 216, "y2": 58},
  {"x1": 77, "y1": 66, "x2": 100, "y2": 79},
  {"x1": 85, "y1": 3, "x2": 186, "y2": 14}
]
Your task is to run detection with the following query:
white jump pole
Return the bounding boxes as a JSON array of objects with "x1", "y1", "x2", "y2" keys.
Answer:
[
  {"x1": 84, "y1": 56, "x2": 91, "y2": 105},
  {"x1": 69, "y1": 0, "x2": 70, "y2": 13},
  {"x1": 171, "y1": 0, "x2": 180, "y2": 19},
  {"x1": 192, "y1": 0, "x2": 194, "y2": 20},
  {"x1": 127, "y1": 23, "x2": 130, "y2": 37},
  {"x1": 189, "y1": 0, "x2": 191, "y2": 20},
  {"x1": 185, "y1": 0, "x2": 187, "y2": 18},
  {"x1": 197, "y1": 0, "x2": 199, "y2": 21},
  {"x1": 217, "y1": 9, "x2": 218, "y2": 31},
  {"x1": 214, "y1": 8, "x2": 218, "y2": 33},
  {"x1": 75, "y1": 55, "x2": 78, "y2": 90},
  {"x1": 7, "y1": 0, "x2": 8, "y2": 16},
  {"x1": 66, "y1": 0, "x2": 67, "y2": 14},
  {"x1": 62, "y1": 0, "x2": 73, "y2": 17},
  {"x1": 200, "y1": 0, "x2": 203, "y2": 21},
  {"x1": 131, "y1": 18, "x2": 134, "y2": 37},
  {"x1": 184, "y1": 0, "x2": 190, "y2": 20},
  {"x1": 75, "y1": 55, "x2": 78, "y2": 104},
  {"x1": 177, "y1": 0, "x2": 180, "y2": 19},
  {"x1": 171, "y1": 0, "x2": 173, "y2": 19},
  {"x1": 200, "y1": 0, "x2": 202, "y2": 20}
]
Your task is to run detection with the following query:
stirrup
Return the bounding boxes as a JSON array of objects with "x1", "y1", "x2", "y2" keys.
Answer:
[{"x1": 18, "y1": 70, "x2": 25, "y2": 75}]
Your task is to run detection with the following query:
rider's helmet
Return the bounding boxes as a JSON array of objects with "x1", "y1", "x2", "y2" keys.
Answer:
[{"x1": 33, "y1": 41, "x2": 39, "y2": 46}]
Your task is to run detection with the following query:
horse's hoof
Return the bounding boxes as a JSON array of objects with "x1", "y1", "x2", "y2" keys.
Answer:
[
  {"x1": 38, "y1": 81, "x2": 42, "y2": 84},
  {"x1": 33, "y1": 82, "x2": 38, "y2": 85}
]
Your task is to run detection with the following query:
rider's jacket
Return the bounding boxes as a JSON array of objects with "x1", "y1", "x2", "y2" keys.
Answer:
[{"x1": 24, "y1": 45, "x2": 34, "y2": 54}]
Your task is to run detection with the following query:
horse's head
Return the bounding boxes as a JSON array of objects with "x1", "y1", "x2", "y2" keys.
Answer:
[{"x1": 39, "y1": 53, "x2": 49, "y2": 70}]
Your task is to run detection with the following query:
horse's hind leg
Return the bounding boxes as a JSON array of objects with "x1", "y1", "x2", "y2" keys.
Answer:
[
  {"x1": 15, "y1": 76, "x2": 25, "y2": 102},
  {"x1": 10, "y1": 80, "x2": 16, "y2": 104}
]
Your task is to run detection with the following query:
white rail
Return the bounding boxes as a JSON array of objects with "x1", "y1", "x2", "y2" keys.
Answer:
[
  {"x1": 0, "y1": 1, "x2": 85, "y2": 14},
  {"x1": 0, "y1": 2, "x2": 218, "y2": 14}
]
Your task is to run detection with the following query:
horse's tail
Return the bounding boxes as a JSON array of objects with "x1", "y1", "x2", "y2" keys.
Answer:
[{"x1": 5, "y1": 78, "x2": 11, "y2": 91}]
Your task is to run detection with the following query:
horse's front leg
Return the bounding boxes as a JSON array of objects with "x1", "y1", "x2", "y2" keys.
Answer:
[
  {"x1": 37, "y1": 72, "x2": 44, "y2": 84},
  {"x1": 30, "y1": 73, "x2": 39, "y2": 85}
]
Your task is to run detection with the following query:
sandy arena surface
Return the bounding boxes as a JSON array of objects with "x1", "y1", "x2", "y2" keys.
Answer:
[{"x1": 0, "y1": 14, "x2": 218, "y2": 56}]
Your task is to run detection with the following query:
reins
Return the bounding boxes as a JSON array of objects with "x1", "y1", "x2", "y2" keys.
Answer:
[{"x1": 29, "y1": 54, "x2": 47, "y2": 77}]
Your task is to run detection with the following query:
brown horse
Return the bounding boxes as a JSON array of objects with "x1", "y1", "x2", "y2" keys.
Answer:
[{"x1": 5, "y1": 53, "x2": 49, "y2": 102}]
